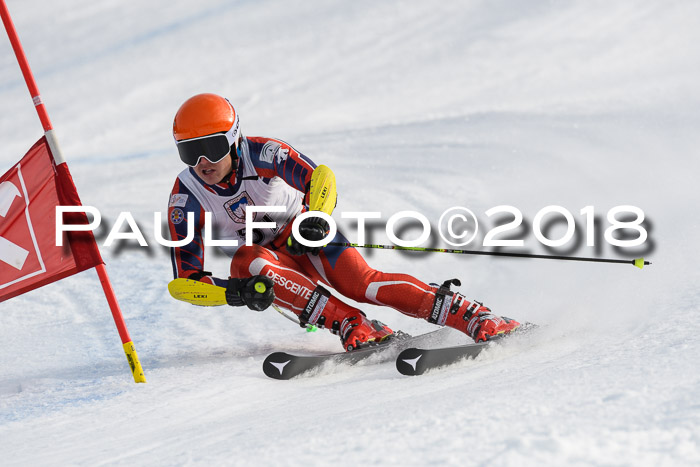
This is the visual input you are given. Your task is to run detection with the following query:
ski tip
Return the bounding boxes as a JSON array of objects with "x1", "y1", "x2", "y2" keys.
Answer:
[
  {"x1": 395, "y1": 348, "x2": 426, "y2": 376},
  {"x1": 262, "y1": 352, "x2": 296, "y2": 380}
]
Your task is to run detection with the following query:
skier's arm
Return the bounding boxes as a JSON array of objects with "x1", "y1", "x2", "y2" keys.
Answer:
[
  {"x1": 167, "y1": 180, "x2": 227, "y2": 288},
  {"x1": 247, "y1": 138, "x2": 338, "y2": 212},
  {"x1": 167, "y1": 180, "x2": 275, "y2": 311},
  {"x1": 249, "y1": 138, "x2": 316, "y2": 194},
  {"x1": 306, "y1": 164, "x2": 337, "y2": 215},
  {"x1": 248, "y1": 138, "x2": 337, "y2": 255},
  {"x1": 285, "y1": 163, "x2": 339, "y2": 255}
]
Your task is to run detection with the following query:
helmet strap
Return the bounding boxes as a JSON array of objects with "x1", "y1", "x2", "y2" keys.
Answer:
[
  {"x1": 226, "y1": 150, "x2": 239, "y2": 185},
  {"x1": 230, "y1": 150, "x2": 239, "y2": 171}
]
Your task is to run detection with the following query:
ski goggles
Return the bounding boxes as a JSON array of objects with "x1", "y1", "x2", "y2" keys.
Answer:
[{"x1": 176, "y1": 117, "x2": 241, "y2": 167}]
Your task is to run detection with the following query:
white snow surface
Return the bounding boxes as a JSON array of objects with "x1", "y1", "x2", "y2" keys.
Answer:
[{"x1": 1, "y1": 0, "x2": 699, "y2": 465}]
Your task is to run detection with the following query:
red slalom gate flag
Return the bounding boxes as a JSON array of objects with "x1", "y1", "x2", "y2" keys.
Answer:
[
  {"x1": 0, "y1": 136, "x2": 102, "y2": 301},
  {"x1": 1, "y1": 0, "x2": 145, "y2": 382}
]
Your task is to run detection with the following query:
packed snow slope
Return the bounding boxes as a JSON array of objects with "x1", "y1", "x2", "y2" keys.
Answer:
[{"x1": 1, "y1": 0, "x2": 699, "y2": 465}]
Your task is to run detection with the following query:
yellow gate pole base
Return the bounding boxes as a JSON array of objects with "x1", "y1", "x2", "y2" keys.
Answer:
[{"x1": 123, "y1": 341, "x2": 147, "y2": 383}]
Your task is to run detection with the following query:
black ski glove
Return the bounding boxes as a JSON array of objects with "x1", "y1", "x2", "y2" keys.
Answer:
[
  {"x1": 225, "y1": 275, "x2": 275, "y2": 311},
  {"x1": 286, "y1": 216, "x2": 331, "y2": 256}
]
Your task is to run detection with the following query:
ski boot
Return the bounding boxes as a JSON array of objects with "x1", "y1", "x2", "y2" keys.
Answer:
[
  {"x1": 340, "y1": 313, "x2": 394, "y2": 351},
  {"x1": 429, "y1": 279, "x2": 521, "y2": 343},
  {"x1": 299, "y1": 285, "x2": 395, "y2": 351}
]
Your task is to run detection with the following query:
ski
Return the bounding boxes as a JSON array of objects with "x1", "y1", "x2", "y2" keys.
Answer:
[
  {"x1": 396, "y1": 323, "x2": 538, "y2": 376},
  {"x1": 263, "y1": 329, "x2": 448, "y2": 380},
  {"x1": 396, "y1": 342, "x2": 490, "y2": 376}
]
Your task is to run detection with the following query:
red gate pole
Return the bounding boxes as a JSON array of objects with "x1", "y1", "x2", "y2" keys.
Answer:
[{"x1": 1, "y1": 0, "x2": 146, "y2": 383}]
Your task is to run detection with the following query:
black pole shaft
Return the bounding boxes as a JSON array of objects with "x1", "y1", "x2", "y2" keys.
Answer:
[{"x1": 328, "y1": 242, "x2": 651, "y2": 266}]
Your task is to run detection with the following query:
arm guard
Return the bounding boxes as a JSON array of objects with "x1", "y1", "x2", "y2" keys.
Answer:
[{"x1": 307, "y1": 165, "x2": 337, "y2": 216}]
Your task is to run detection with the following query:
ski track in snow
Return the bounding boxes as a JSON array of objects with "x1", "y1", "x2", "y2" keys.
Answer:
[{"x1": 1, "y1": 0, "x2": 699, "y2": 465}]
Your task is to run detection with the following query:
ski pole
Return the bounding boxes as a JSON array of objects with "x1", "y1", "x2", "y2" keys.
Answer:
[
  {"x1": 328, "y1": 242, "x2": 651, "y2": 269},
  {"x1": 272, "y1": 304, "x2": 318, "y2": 332}
]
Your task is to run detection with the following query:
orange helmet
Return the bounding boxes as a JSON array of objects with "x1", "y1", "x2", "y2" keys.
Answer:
[{"x1": 173, "y1": 93, "x2": 241, "y2": 166}]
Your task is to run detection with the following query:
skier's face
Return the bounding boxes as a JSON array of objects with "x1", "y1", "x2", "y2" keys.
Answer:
[{"x1": 193, "y1": 152, "x2": 233, "y2": 185}]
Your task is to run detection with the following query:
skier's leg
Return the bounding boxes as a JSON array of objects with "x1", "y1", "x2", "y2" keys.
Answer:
[
  {"x1": 310, "y1": 240, "x2": 435, "y2": 317},
  {"x1": 231, "y1": 245, "x2": 393, "y2": 350},
  {"x1": 310, "y1": 233, "x2": 520, "y2": 342}
]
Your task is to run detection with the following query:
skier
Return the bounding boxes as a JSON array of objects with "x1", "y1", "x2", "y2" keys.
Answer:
[{"x1": 167, "y1": 93, "x2": 520, "y2": 351}]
